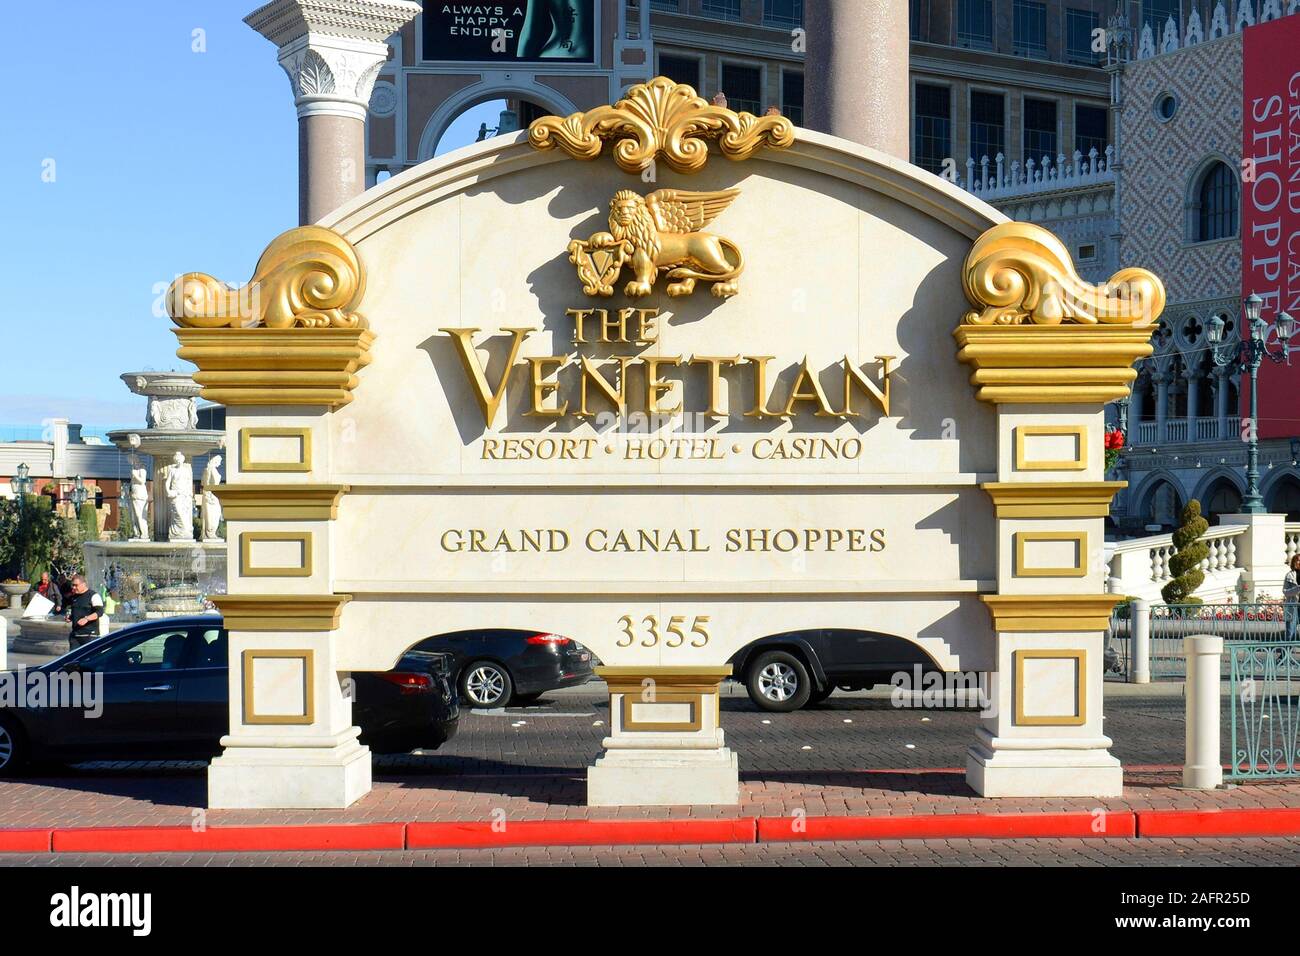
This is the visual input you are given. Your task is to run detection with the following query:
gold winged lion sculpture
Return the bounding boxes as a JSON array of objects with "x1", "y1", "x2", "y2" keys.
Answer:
[{"x1": 567, "y1": 188, "x2": 745, "y2": 299}]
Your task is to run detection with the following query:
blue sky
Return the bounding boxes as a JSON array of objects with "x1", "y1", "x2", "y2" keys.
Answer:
[{"x1": 0, "y1": 1, "x2": 493, "y2": 428}]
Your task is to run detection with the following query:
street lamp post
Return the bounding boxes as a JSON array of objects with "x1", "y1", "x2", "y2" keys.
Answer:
[
  {"x1": 11, "y1": 463, "x2": 33, "y2": 582},
  {"x1": 70, "y1": 475, "x2": 87, "y2": 511},
  {"x1": 1207, "y1": 294, "x2": 1296, "y2": 514},
  {"x1": 12, "y1": 463, "x2": 32, "y2": 500}
]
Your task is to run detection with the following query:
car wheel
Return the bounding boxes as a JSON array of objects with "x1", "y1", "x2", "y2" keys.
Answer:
[
  {"x1": 746, "y1": 651, "x2": 811, "y2": 712},
  {"x1": 0, "y1": 716, "x2": 28, "y2": 778},
  {"x1": 461, "y1": 661, "x2": 513, "y2": 708}
]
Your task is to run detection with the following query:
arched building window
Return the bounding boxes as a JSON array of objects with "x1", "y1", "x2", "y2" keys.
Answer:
[
  {"x1": 1144, "y1": 479, "x2": 1183, "y2": 531},
  {"x1": 1267, "y1": 475, "x2": 1300, "y2": 521},
  {"x1": 1191, "y1": 161, "x2": 1239, "y2": 242},
  {"x1": 1203, "y1": 479, "x2": 1242, "y2": 525}
]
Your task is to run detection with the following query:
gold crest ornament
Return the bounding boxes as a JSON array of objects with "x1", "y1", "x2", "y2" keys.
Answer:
[
  {"x1": 529, "y1": 76, "x2": 794, "y2": 175},
  {"x1": 569, "y1": 188, "x2": 745, "y2": 299}
]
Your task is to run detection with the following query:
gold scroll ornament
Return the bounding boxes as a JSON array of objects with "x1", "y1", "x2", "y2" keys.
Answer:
[
  {"x1": 569, "y1": 188, "x2": 745, "y2": 299},
  {"x1": 955, "y1": 222, "x2": 1167, "y2": 404},
  {"x1": 165, "y1": 226, "x2": 373, "y2": 407},
  {"x1": 167, "y1": 225, "x2": 366, "y2": 330},
  {"x1": 529, "y1": 76, "x2": 794, "y2": 174},
  {"x1": 961, "y1": 222, "x2": 1165, "y2": 326}
]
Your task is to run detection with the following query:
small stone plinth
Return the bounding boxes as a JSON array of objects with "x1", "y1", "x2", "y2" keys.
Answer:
[{"x1": 13, "y1": 618, "x2": 74, "y2": 656}]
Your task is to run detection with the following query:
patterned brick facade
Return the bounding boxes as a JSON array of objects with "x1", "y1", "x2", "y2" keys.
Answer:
[{"x1": 1118, "y1": 32, "x2": 1241, "y2": 303}]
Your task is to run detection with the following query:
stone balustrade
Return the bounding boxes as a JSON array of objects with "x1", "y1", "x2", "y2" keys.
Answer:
[
  {"x1": 1134, "y1": 416, "x2": 1240, "y2": 445},
  {"x1": 1106, "y1": 517, "x2": 1300, "y2": 602},
  {"x1": 959, "y1": 146, "x2": 1114, "y2": 202}
]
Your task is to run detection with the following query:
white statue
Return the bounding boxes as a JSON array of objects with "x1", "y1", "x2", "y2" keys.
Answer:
[
  {"x1": 201, "y1": 455, "x2": 223, "y2": 542},
  {"x1": 164, "y1": 451, "x2": 195, "y2": 542},
  {"x1": 128, "y1": 454, "x2": 150, "y2": 542},
  {"x1": 149, "y1": 396, "x2": 192, "y2": 430}
]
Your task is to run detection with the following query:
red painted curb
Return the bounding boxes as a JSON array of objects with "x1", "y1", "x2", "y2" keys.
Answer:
[
  {"x1": 1138, "y1": 807, "x2": 1300, "y2": 838},
  {"x1": 51, "y1": 823, "x2": 406, "y2": 854},
  {"x1": 757, "y1": 811, "x2": 1136, "y2": 842},
  {"x1": 407, "y1": 818, "x2": 757, "y2": 849},
  {"x1": 0, "y1": 829, "x2": 52, "y2": 852}
]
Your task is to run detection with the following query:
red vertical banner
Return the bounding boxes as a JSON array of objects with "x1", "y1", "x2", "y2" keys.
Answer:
[{"x1": 1242, "y1": 16, "x2": 1300, "y2": 438}]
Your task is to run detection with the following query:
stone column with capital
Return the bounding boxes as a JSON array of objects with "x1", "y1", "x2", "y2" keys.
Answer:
[
  {"x1": 804, "y1": 0, "x2": 910, "y2": 160},
  {"x1": 245, "y1": 0, "x2": 421, "y2": 225}
]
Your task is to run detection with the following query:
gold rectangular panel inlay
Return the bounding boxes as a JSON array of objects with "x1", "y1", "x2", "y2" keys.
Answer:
[
  {"x1": 240, "y1": 427, "x2": 312, "y2": 473},
  {"x1": 1014, "y1": 648, "x2": 1086, "y2": 727},
  {"x1": 1014, "y1": 425, "x2": 1088, "y2": 472},
  {"x1": 240, "y1": 531, "x2": 314, "y2": 578},
  {"x1": 1013, "y1": 530, "x2": 1088, "y2": 578},
  {"x1": 619, "y1": 693, "x2": 702, "y2": 732},
  {"x1": 242, "y1": 649, "x2": 315, "y2": 726}
]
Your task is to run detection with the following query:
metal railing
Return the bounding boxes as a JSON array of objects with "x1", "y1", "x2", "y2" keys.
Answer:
[
  {"x1": 1106, "y1": 602, "x2": 1294, "y2": 681},
  {"x1": 1228, "y1": 640, "x2": 1300, "y2": 779},
  {"x1": 1153, "y1": 603, "x2": 1290, "y2": 679}
]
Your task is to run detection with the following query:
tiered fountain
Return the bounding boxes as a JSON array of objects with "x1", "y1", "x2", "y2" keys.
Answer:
[{"x1": 84, "y1": 372, "x2": 228, "y2": 620}]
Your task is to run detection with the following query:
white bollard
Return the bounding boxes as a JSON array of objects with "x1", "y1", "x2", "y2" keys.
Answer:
[
  {"x1": 1132, "y1": 599, "x2": 1151, "y2": 684},
  {"x1": 0, "y1": 617, "x2": 7, "y2": 671},
  {"x1": 1182, "y1": 634, "x2": 1223, "y2": 789}
]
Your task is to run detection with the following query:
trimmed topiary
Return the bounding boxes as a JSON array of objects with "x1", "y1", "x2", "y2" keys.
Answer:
[{"x1": 1161, "y1": 499, "x2": 1209, "y2": 606}]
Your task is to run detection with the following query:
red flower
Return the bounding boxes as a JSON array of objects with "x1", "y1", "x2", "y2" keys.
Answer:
[{"x1": 1104, "y1": 427, "x2": 1125, "y2": 451}]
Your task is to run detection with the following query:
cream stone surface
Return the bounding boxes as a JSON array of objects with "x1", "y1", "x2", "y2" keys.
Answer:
[
  {"x1": 1020, "y1": 655, "x2": 1082, "y2": 719},
  {"x1": 229, "y1": 409, "x2": 329, "y2": 484},
  {"x1": 251, "y1": 656, "x2": 309, "y2": 717},
  {"x1": 999, "y1": 518, "x2": 1104, "y2": 593},
  {"x1": 245, "y1": 536, "x2": 308, "y2": 573},
  {"x1": 315, "y1": 131, "x2": 1001, "y2": 676},
  {"x1": 997, "y1": 407, "x2": 1105, "y2": 482},
  {"x1": 246, "y1": 434, "x2": 307, "y2": 465},
  {"x1": 967, "y1": 631, "x2": 1121, "y2": 796},
  {"x1": 1018, "y1": 536, "x2": 1085, "y2": 576},
  {"x1": 231, "y1": 521, "x2": 329, "y2": 595}
]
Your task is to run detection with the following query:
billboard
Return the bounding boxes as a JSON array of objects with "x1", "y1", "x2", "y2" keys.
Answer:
[
  {"x1": 421, "y1": 2, "x2": 596, "y2": 63},
  {"x1": 1242, "y1": 15, "x2": 1300, "y2": 439}
]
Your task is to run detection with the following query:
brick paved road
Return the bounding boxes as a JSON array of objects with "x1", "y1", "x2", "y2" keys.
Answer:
[
  {"x1": 4, "y1": 837, "x2": 1300, "y2": 866},
  {"x1": 374, "y1": 685, "x2": 1209, "y2": 774}
]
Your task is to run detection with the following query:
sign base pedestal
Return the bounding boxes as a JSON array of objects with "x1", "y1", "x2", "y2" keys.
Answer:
[
  {"x1": 208, "y1": 734, "x2": 371, "y2": 810},
  {"x1": 588, "y1": 665, "x2": 738, "y2": 807},
  {"x1": 588, "y1": 746, "x2": 739, "y2": 807},
  {"x1": 966, "y1": 734, "x2": 1123, "y2": 798}
]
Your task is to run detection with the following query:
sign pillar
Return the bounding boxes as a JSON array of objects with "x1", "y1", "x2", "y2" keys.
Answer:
[
  {"x1": 956, "y1": 224, "x2": 1164, "y2": 797},
  {"x1": 168, "y1": 227, "x2": 375, "y2": 809}
]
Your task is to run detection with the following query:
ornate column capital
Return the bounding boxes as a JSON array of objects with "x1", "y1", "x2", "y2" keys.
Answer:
[{"x1": 245, "y1": 0, "x2": 420, "y2": 120}]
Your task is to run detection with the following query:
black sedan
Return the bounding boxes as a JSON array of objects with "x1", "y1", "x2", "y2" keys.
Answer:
[
  {"x1": 729, "y1": 628, "x2": 941, "y2": 712},
  {"x1": 0, "y1": 616, "x2": 459, "y2": 776},
  {"x1": 411, "y1": 629, "x2": 595, "y2": 708}
]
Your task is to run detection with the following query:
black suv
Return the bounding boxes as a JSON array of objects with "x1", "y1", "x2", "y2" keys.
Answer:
[
  {"x1": 728, "y1": 629, "x2": 941, "y2": 712},
  {"x1": 0, "y1": 616, "x2": 459, "y2": 776}
]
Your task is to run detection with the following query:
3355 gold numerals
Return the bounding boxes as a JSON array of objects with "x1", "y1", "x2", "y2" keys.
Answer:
[{"x1": 616, "y1": 614, "x2": 711, "y2": 648}]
